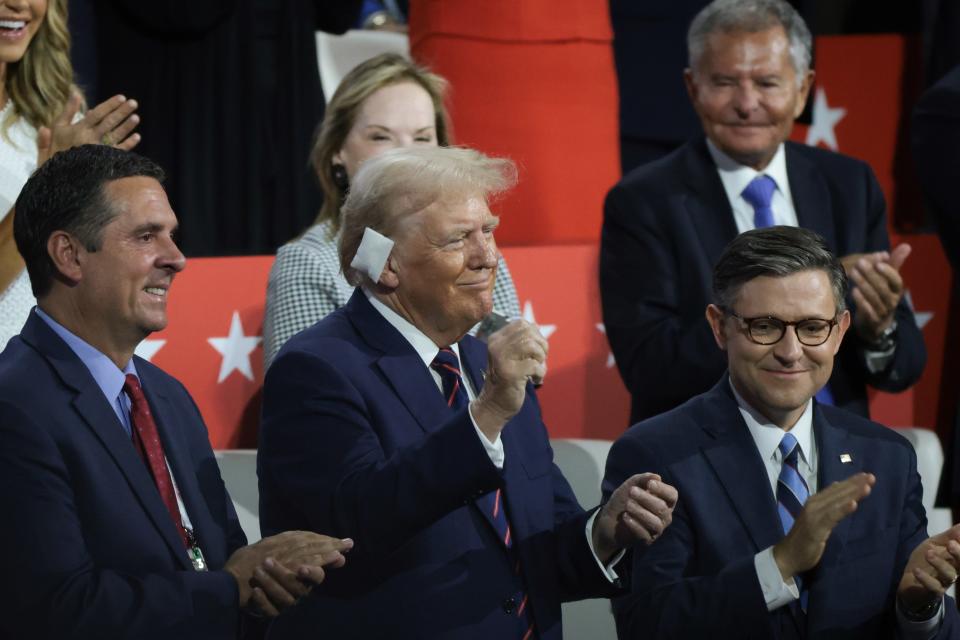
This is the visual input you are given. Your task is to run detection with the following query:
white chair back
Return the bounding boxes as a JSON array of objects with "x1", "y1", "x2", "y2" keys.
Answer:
[
  {"x1": 214, "y1": 449, "x2": 261, "y2": 543},
  {"x1": 551, "y1": 438, "x2": 617, "y2": 640},
  {"x1": 316, "y1": 29, "x2": 410, "y2": 103}
]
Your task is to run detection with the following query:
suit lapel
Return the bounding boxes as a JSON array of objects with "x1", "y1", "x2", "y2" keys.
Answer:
[
  {"x1": 786, "y1": 143, "x2": 838, "y2": 250},
  {"x1": 21, "y1": 315, "x2": 191, "y2": 567},
  {"x1": 801, "y1": 405, "x2": 862, "y2": 620},
  {"x1": 700, "y1": 381, "x2": 785, "y2": 553},
  {"x1": 808, "y1": 405, "x2": 861, "y2": 571},
  {"x1": 139, "y1": 367, "x2": 213, "y2": 567},
  {"x1": 345, "y1": 290, "x2": 460, "y2": 435},
  {"x1": 681, "y1": 138, "x2": 740, "y2": 266}
]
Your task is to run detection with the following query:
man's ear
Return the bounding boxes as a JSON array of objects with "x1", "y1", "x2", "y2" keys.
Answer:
[
  {"x1": 705, "y1": 304, "x2": 729, "y2": 351},
  {"x1": 46, "y1": 231, "x2": 83, "y2": 285},
  {"x1": 832, "y1": 309, "x2": 851, "y2": 354},
  {"x1": 794, "y1": 69, "x2": 815, "y2": 119},
  {"x1": 377, "y1": 254, "x2": 400, "y2": 289},
  {"x1": 683, "y1": 67, "x2": 699, "y2": 104}
]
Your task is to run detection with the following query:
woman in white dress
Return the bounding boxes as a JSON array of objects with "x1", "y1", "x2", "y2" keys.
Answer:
[
  {"x1": 263, "y1": 53, "x2": 522, "y2": 367},
  {"x1": 0, "y1": 0, "x2": 142, "y2": 350}
]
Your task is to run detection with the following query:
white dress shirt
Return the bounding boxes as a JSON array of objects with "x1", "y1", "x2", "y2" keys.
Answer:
[
  {"x1": 706, "y1": 139, "x2": 799, "y2": 234},
  {"x1": 730, "y1": 381, "x2": 940, "y2": 638}
]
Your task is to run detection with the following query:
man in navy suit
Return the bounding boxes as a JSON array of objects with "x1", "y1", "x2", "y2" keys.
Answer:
[
  {"x1": 601, "y1": 0, "x2": 925, "y2": 425},
  {"x1": 604, "y1": 226, "x2": 960, "y2": 639},
  {"x1": 0, "y1": 145, "x2": 353, "y2": 639},
  {"x1": 258, "y1": 145, "x2": 679, "y2": 639}
]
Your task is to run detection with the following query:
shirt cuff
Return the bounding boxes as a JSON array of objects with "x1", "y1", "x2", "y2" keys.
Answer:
[
  {"x1": 896, "y1": 597, "x2": 944, "y2": 640},
  {"x1": 468, "y1": 402, "x2": 504, "y2": 469},
  {"x1": 584, "y1": 510, "x2": 624, "y2": 583},
  {"x1": 862, "y1": 342, "x2": 896, "y2": 374},
  {"x1": 755, "y1": 547, "x2": 799, "y2": 611}
]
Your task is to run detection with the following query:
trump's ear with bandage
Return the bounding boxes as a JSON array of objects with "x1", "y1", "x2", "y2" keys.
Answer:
[{"x1": 337, "y1": 145, "x2": 516, "y2": 291}]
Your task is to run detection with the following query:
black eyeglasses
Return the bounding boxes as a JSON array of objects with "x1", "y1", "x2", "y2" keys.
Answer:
[{"x1": 725, "y1": 311, "x2": 839, "y2": 346}]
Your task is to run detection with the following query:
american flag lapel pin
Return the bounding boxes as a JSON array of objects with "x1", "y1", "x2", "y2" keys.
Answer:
[{"x1": 839, "y1": 453, "x2": 853, "y2": 464}]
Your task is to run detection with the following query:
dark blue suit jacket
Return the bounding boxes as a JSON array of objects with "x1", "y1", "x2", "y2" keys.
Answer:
[
  {"x1": 600, "y1": 138, "x2": 927, "y2": 424},
  {"x1": 0, "y1": 312, "x2": 248, "y2": 639},
  {"x1": 258, "y1": 290, "x2": 617, "y2": 639},
  {"x1": 602, "y1": 378, "x2": 958, "y2": 639}
]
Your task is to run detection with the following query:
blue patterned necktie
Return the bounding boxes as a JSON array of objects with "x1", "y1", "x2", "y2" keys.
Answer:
[
  {"x1": 430, "y1": 348, "x2": 535, "y2": 638},
  {"x1": 742, "y1": 174, "x2": 777, "y2": 228},
  {"x1": 777, "y1": 432, "x2": 810, "y2": 610}
]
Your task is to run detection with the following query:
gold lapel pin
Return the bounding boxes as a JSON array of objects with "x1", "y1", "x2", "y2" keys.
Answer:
[{"x1": 839, "y1": 453, "x2": 853, "y2": 464}]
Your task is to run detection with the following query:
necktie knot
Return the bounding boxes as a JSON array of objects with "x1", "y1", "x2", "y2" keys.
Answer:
[
  {"x1": 431, "y1": 347, "x2": 467, "y2": 410},
  {"x1": 431, "y1": 347, "x2": 461, "y2": 377},
  {"x1": 742, "y1": 174, "x2": 777, "y2": 228},
  {"x1": 124, "y1": 373, "x2": 144, "y2": 400},
  {"x1": 778, "y1": 432, "x2": 800, "y2": 464}
]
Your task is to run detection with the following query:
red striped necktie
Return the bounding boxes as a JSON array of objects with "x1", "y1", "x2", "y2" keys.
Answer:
[
  {"x1": 430, "y1": 348, "x2": 535, "y2": 638},
  {"x1": 124, "y1": 374, "x2": 189, "y2": 548}
]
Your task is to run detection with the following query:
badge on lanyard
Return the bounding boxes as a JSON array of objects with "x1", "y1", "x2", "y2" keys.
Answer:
[{"x1": 185, "y1": 528, "x2": 208, "y2": 572}]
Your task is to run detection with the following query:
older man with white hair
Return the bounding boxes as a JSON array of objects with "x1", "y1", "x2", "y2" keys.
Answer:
[
  {"x1": 258, "y1": 145, "x2": 677, "y2": 639},
  {"x1": 600, "y1": 0, "x2": 926, "y2": 426}
]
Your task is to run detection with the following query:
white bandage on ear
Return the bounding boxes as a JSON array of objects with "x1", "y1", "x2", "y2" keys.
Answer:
[{"x1": 350, "y1": 227, "x2": 395, "y2": 283}]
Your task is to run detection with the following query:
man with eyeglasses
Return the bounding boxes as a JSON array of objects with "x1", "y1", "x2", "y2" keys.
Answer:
[{"x1": 603, "y1": 226, "x2": 960, "y2": 639}]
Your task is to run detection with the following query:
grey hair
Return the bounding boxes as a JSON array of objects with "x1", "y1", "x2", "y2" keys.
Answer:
[
  {"x1": 338, "y1": 146, "x2": 517, "y2": 287},
  {"x1": 688, "y1": 0, "x2": 812, "y2": 86},
  {"x1": 712, "y1": 226, "x2": 848, "y2": 314}
]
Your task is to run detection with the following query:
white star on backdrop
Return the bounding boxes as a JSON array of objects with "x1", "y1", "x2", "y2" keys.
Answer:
[
  {"x1": 595, "y1": 323, "x2": 616, "y2": 368},
  {"x1": 521, "y1": 301, "x2": 556, "y2": 340},
  {"x1": 134, "y1": 339, "x2": 166, "y2": 362},
  {"x1": 208, "y1": 311, "x2": 262, "y2": 383},
  {"x1": 805, "y1": 88, "x2": 846, "y2": 151},
  {"x1": 904, "y1": 290, "x2": 933, "y2": 330}
]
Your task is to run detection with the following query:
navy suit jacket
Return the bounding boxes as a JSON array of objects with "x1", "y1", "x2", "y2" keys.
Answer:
[
  {"x1": 0, "y1": 312, "x2": 248, "y2": 640},
  {"x1": 602, "y1": 378, "x2": 958, "y2": 639},
  {"x1": 600, "y1": 138, "x2": 927, "y2": 424},
  {"x1": 258, "y1": 290, "x2": 617, "y2": 639}
]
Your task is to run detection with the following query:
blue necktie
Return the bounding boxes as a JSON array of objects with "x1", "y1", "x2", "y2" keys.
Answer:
[
  {"x1": 742, "y1": 174, "x2": 835, "y2": 407},
  {"x1": 742, "y1": 174, "x2": 777, "y2": 228},
  {"x1": 430, "y1": 348, "x2": 535, "y2": 638},
  {"x1": 777, "y1": 432, "x2": 810, "y2": 611}
]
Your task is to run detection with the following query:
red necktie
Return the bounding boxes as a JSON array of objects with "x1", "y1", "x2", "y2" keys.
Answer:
[{"x1": 124, "y1": 374, "x2": 189, "y2": 548}]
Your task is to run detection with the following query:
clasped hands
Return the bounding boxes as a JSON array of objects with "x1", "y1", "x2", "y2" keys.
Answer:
[
  {"x1": 772, "y1": 472, "x2": 960, "y2": 616},
  {"x1": 224, "y1": 531, "x2": 353, "y2": 616},
  {"x1": 840, "y1": 244, "x2": 910, "y2": 343}
]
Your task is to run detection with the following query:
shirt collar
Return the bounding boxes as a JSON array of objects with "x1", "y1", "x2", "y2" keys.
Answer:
[
  {"x1": 728, "y1": 377, "x2": 814, "y2": 467},
  {"x1": 34, "y1": 307, "x2": 138, "y2": 403},
  {"x1": 706, "y1": 139, "x2": 792, "y2": 208},
  {"x1": 364, "y1": 289, "x2": 462, "y2": 367}
]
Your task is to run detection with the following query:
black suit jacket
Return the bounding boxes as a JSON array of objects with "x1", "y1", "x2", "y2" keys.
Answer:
[
  {"x1": 602, "y1": 378, "x2": 958, "y2": 639},
  {"x1": 0, "y1": 312, "x2": 249, "y2": 639},
  {"x1": 600, "y1": 137, "x2": 926, "y2": 424}
]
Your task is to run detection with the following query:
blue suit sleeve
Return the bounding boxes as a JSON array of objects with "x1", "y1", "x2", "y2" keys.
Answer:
[
  {"x1": 602, "y1": 433, "x2": 775, "y2": 638},
  {"x1": 0, "y1": 403, "x2": 242, "y2": 640},
  {"x1": 257, "y1": 348, "x2": 502, "y2": 556}
]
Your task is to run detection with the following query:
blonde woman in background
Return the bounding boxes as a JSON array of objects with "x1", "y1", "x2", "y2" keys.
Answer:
[
  {"x1": 263, "y1": 53, "x2": 521, "y2": 367},
  {"x1": 0, "y1": 0, "x2": 141, "y2": 349}
]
